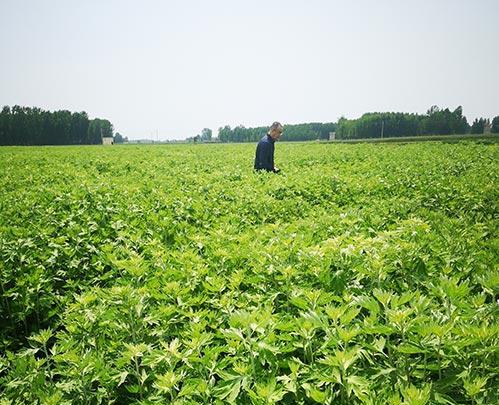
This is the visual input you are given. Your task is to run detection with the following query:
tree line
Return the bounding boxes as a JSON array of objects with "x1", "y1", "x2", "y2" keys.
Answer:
[
  {"x1": 2, "y1": 104, "x2": 497, "y2": 146},
  {"x1": 0, "y1": 105, "x2": 115, "y2": 146},
  {"x1": 216, "y1": 122, "x2": 337, "y2": 143},
  {"x1": 205, "y1": 106, "x2": 497, "y2": 143},
  {"x1": 187, "y1": 128, "x2": 213, "y2": 143},
  {"x1": 336, "y1": 106, "x2": 498, "y2": 139}
]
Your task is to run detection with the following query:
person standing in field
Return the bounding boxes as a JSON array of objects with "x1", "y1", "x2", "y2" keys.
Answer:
[{"x1": 254, "y1": 121, "x2": 283, "y2": 173}]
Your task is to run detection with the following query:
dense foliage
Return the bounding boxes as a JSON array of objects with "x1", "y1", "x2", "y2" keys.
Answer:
[
  {"x1": 470, "y1": 118, "x2": 489, "y2": 135},
  {"x1": 214, "y1": 106, "x2": 496, "y2": 143},
  {"x1": 0, "y1": 105, "x2": 114, "y2": 146},
  {"x1": 492, "y1": 116, "x2": 499, "y2": 133},
  {"x1": 336, "y1": 106, "x2": 472, "y2": 139},
  {"x1": 218, "y1": 123, "x2": 336, "y2": 143},
  {"x1": 114, "y1": 133, "x2": 129, "y2": 144},
  {"x1": 0, "y1": 141, "x2": 498, "y2": 404}
]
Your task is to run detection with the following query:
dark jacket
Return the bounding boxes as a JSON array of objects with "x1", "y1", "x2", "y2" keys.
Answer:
[{"x1": 254, "y1": 134, "x2": 275, "y2": 172}]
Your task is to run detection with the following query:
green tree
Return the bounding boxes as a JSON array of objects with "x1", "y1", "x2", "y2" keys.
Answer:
[
  {"x1": 450, "y1": 106, "x2": 469, "y2": 134},
  {"x1": 88, "y1": 118, "x2": 114, "y2": 144},
  {"x1": 0, "y1": 106, "x2": 12, "y2": 145},
  {"x1": 70, "y1": 112, "x2": 89, "y2": 144},
  {"x1": 216, "y1": 122, "x2": 337, "y2": 142},
  {"x1": 470, "y1": 118, "x2": 487, "y2": 134},
  {"x1": 491, "y1": 116, "x2": 499, "y2": 133},
  {"x1": 0, "y1": 105, "x2": 116, "y2": 145},
  {"x1": 114, "y1": 133, "x2": 124, "y2": 143},
  {"x1": 201, "y1": 128, "x2": 212, "y2": 141},
  {"x1": 217, "y1": 125, "x2": 232, "y2": 143}
]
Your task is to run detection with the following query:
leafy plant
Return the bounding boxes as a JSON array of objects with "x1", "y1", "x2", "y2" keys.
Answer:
[{"x1": 0, "y1": 141, "x2": 497, "y2": 403}]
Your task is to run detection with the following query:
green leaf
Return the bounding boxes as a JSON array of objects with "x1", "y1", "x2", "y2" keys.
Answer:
[
  {"x1": 302, "y1": 382, "x2": 327, "y2": 403},
  {"x1": 401, "y1": 383, "x2": 431, "y2": 405},
  {"x1": 154, "y1": 371, "x2": 182, "y2": 394},
  {"x1": 214, "y1": 379, "x2": 241, "y2": 403},
  {"x1": 463, "y1": 376, "x2": 488, "y2": 397},
  {"x1": 396, "y1": 343, "x2": 425, "y2": 354},
  {"x1": 116, "y1": 371, "x2": 128, "y2": 386}
]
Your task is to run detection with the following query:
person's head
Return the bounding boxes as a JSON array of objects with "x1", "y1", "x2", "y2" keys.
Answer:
[{"x1": 268, "y1": 121, "x2": 283, "y2": 140}]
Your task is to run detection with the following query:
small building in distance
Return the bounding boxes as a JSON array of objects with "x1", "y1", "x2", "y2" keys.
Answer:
[
  {"x1": 102, "y1": 137, "x2": 114, "y2": 145},
  {"x1": 329, "y1": 132, "x2": 336, "y2": 140}
]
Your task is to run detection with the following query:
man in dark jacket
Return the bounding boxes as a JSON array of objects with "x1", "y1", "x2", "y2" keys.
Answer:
[{"x1": 254, "y1": 121, "x2": 283, "y2": 172}]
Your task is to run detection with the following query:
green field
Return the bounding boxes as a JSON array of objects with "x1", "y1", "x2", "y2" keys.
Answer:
[
  {"x1": 328, "y1": 134, "x2": 499, "y2": 144},
  {"x1": 0, "y1": 142, "x2": 498, "y2": 404}
]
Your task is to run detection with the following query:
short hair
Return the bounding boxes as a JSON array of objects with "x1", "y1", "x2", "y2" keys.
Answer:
[{"x1": 269, "y1": 121, "x2": 282, "y2": 132}]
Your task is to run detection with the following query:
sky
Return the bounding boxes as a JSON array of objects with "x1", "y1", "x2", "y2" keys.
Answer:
[{"x1": 1, "y1": 0, "x2": 498, "y2": 140}]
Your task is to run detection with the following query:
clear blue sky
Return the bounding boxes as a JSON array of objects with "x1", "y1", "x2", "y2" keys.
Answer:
[{"x1": 1, "y1": 0, "x2": 498, "y2": 140}]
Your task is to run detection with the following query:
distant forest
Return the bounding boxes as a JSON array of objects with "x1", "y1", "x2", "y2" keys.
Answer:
[
  {"x1": 218, "y1": 122, "x2": 337, "y2": 143},
  {"x1": 336, "y1": 106, "x2": 497, "y2": 139},
  {"x1": 0, "y1": 105, "x2": 115, "y2": 146},
  {"x1": 217, "y1": 106, "x2": 498, "y2": 142},
  {"x1": 1, "y1": 105, "x2": 497, "y2": 146}
]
